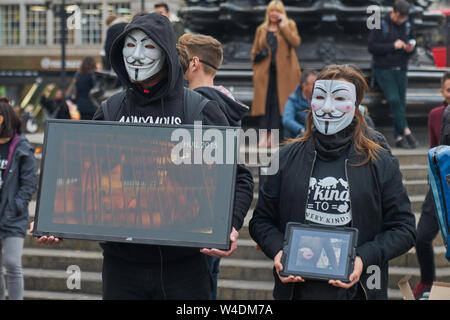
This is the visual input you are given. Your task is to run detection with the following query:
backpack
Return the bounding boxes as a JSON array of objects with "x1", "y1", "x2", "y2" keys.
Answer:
[
  {"x1": 100, "y1": 87, "x2": 210, "y2": 123},
  {"x1": 428, "y1": 145, "x2": 450, "y2": 261}
]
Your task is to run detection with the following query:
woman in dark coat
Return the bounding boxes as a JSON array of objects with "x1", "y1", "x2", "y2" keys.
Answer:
[
  {"x1": 72, "y1": 56, "x2": 97, "y2": 120},
  {"x1": 0, "y1": 98, "x2": 38, "y2": 300}
]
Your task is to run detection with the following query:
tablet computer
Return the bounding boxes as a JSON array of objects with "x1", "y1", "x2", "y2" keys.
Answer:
[{"x1": 280, "y1": 222, "x2": 358, "y2": 282}]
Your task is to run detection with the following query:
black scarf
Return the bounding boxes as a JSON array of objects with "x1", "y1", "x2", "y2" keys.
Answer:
[{"x1": 312, "y1": 120, "x2": 356, "y2": 161}]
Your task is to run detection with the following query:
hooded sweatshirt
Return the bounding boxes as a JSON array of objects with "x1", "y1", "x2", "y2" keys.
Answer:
[
  {"x1": 93, "y1": 13, "x2": 231, "y2": 264},
  {"x1": 195, "y1": 86, "x2": 248, "y2": 127}
]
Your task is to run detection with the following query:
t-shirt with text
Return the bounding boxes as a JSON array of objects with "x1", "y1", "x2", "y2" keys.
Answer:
[{"x1": 306, "y1": 152, "x2": 351, "y2": 227}]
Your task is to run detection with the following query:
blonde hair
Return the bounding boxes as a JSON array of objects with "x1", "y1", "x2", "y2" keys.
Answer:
[
  {"x1": 263, "y1": 1, "x2": 288, "y2": 28},
  {"x1": 178, "y1": 33, "x2": 223, "y2": 76}
]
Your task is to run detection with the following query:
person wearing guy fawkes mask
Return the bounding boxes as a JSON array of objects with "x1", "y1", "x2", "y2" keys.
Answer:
[
  {"x1": 250, "y1": 65, "x2": 415, "y2": 300},
  {"x1": 35, "y1": 13, "x2": 247, "y2": 300},
  {"x1": 96, "y1": 13, "x2": 236, "y2": 300}
]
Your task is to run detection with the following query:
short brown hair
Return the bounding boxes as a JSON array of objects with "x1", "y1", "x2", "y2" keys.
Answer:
[
  {"x1": 393, "y1": 0, "x2": 410, "y2": 16},
  {"x1": 176, "y1": 43, "x2": 189, "y2": 74},
  {"x1": 301, "y1": 69, "x2": 317, "y2": 85},
  {"x1": 106, "y1": 14, "x2": 117, "y2": 27},
  {"x1": 154, "y1": 2, "x2": 169, "y2": 13},
  {"x1": 441, "y1": 71, "x2": 450, "y2": 88},
  {"x1": 178, "y1": 33, "x2": 223, "y2": 76}
]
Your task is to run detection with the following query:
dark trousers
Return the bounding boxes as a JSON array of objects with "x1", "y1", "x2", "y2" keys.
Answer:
[
  {"x1": 416, "y1": 188, "x2": 440, "y2": 284},
  {"x1": 260, "y1": 65, "x2": 281, "y2": 131},
  {"x1": 373, "y1": 67, "x2": 408, "y2": 138},
  {"x1": 102, "y1": 253, "x2": 212, "y2": 300},
  {"x1": 206, "y1": 256, "x2": 220, "y2": 300}
]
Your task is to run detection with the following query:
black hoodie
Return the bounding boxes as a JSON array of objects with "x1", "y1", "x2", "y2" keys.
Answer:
[
  {"x1": 93, "y1": 13, "x2": 232, "y2": 264},
  {"x1": 194, "y1": 86, "x2": 248, "y2": 127},
  {"x1": 93, "y1": 13, "x2": 228, "y2": 127},
  {"x1": 194, "y1": 86, "x2": 254, "y2": 231}
]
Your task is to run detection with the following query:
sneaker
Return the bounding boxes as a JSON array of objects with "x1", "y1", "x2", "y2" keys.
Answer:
[
  {"x1": 405, "y1": 133, "x2": 418, "y2": 149},
  {"x1": 413, "y1": 282, "x2": 432, "y2": 300},
  {"x1": 395, "y1": 137, "x2": 410, "y2": 149},
  {"x1": 418, "y1": 291, "x2": 431, "y2": 300}
]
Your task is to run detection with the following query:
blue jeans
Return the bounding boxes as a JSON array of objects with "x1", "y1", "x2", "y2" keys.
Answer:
[
  {"x1": 206, "y1": 256, "x2": 220, "y2": 300},
  {"x1": 102, "y1": 253, "x2": 213, "y2": 300}
]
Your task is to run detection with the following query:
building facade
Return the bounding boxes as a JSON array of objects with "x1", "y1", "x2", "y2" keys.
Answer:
[{"x1": 0, "y1": 0, "x2": 183, "y2": 101}]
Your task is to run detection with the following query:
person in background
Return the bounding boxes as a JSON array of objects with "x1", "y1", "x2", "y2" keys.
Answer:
[
  {"x1": 368, "y1": 0, "x2": 417, "y2": 149},
  {"x1": 413, "y1": 71, "x2": 450, "y2": 299},
  {"x1": 103, "y1": 14, "x2": 128, "y2": 71},
  {"x1": 249, "y1": 64, "x2": 416, "y2": 300},
  {"x1": 251, "y1": 0, "x2": 301, "y2": 147},
  {"x1": 0, "y1": 98, "x2": 38, "y2": 300},
  {"x1": 359, "y1": 105, "x2": 376, "y2": 129},
  {"x1": 40, "y1": 88, "x2": 71, "y2": 120},
  {"x1": 282, "y1": 69, "x2": 317, "y2": 139},
  {"x1": 154, "y1": 2, "x2": 184, "y2": 40},
  {"x1": 179, "y1": 33, "x2": 254, "y2": 300},
  {"x1": 68, "y1": 56, "x2": 97, "y2": 120}
]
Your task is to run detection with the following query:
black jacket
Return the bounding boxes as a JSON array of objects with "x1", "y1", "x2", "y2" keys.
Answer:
[
  {"x1": 368, "y1": 14, "x2": 416, "y2": 70},
  {"x1": 249, "y1": 130, "x2": 416, "y2": 300},
  {"x1": 440, "y1": 105, "x2": 450, "y2": 145},
  {"x1": 75, "y1": 72, "x2": 97, "y2": 119},
  {"x1": 194, "y1": 86, "x2": 254, "y2": 230},
  {"x1": 93, "y1": 13, "x2": 236, "y2": 264},
  {"x1": 40, "y1": 96, "x2": 70, "y2": 120},
  {"x1": 194, "y1": 86, "x2": 249, "y2": 127},
  {"x1": 0, "y1": 135, "x2": 38, "y2": 238}
]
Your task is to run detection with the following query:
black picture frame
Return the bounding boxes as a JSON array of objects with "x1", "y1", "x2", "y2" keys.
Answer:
[
  {"x1": 280, "y1": 222, "x2": 358, "y2": 282},
  {"x1": 33, "y1": 120, "x2": 238, "y2": 250}
]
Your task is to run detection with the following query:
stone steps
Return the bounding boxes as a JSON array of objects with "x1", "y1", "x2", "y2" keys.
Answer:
[
  {"x1": 388, "y1": 267, "x2": 450, "y2": 290},
  {"x1": 10, "y1": 290, "x2": 101, "y2": 300},
  {"x1": 22, "y1": 267, "x2": 102, "y2": 295},
  {"x1": 217, "y1": 279, "x2": 273, "y2": 300},
  {"x1": 22, "y1": 247, "x2": 103, "y2": 272}
]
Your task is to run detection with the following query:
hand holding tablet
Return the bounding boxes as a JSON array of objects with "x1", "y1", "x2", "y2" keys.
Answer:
[{"x1": 278, "y1": 223, "x2": 359, "y2": 283}]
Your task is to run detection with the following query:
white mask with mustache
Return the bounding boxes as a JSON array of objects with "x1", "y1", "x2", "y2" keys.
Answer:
[
  {"x1": 122, "y1": 29, "x2": 166, "y2": 82},
  {"x1": 311, "y1": 80, "x2": 357, "y2": 135}
]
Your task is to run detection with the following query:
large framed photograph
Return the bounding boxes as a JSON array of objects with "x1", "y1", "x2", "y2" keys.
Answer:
[
  {"x1": 33, "y1": 120, "x2": 238, "y2": 249},
  {"x1": 280, "y1": 223, "x2": 358, "y2": 282}
]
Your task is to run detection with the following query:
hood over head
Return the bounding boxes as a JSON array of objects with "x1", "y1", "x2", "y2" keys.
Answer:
[{"x1": 110, "y1": 13, "x2": 183, "y2": 103}]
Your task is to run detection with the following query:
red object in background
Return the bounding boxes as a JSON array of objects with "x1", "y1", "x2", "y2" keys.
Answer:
[
  {"x1": 430, "y1": 9, "x2": 450, "y2": 67},
  {"x1": 433, "y1": 9, "x2": 450, "y2": 17},
  {"x1": 432, "y1": 46, "x2": 448, "y2": 67}
]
